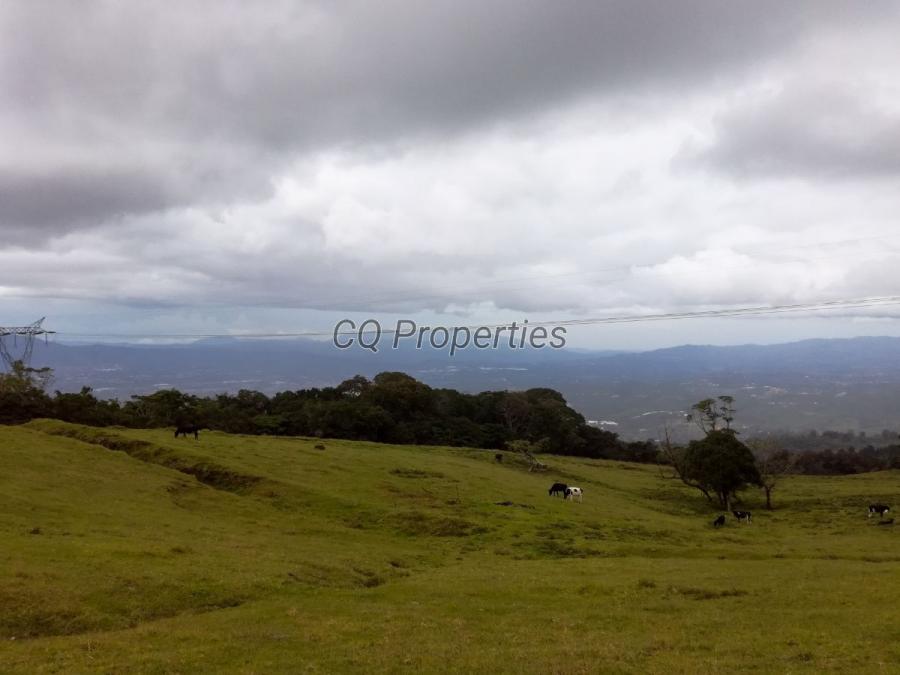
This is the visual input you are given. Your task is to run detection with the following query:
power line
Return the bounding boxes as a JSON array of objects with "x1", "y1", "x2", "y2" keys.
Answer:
[
  {"x1": 200, "y1": 231, "x2": 900, "y2": 314},
  {"x1": 7, "y1": 233, "x2": 900, "y2": 324},
  {"x1": 56, "y1": 295, "x2": 900, "y2": 339}
]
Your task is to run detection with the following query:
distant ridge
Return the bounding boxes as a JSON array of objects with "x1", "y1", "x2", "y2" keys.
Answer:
[{"x1": 26, "y1": 335, "x2": 900, "y2": 438}]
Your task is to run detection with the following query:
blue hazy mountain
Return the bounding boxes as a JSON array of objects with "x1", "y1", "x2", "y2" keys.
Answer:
[{"x1": 24, "y1": 336, "x2": 900, "y2": 439}]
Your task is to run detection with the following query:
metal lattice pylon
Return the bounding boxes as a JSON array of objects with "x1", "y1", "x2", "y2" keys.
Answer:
[{"x1": 0, "y1": 317, "x2": 55, "y2": 370}]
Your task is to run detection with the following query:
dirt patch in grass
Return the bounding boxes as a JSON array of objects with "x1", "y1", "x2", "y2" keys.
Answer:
[
  {"x1": 27, "y1": 421, "x2": 264, "y2": 495},
  {"x1": 526, "y1": 538, "x2": 605, "y2": 558},
  {"x1": 667, "y1": 586, "x2": 749, "y2": 600},
  {"x1": 341, "y1": 509, "x2": 386, "y2": 530},
  {"x1": 0, "y1": 589, "x2": 91, "y2": 639},
  {"x1": 390, "y1": 467, "x2": 447, "y2": 479},
  {"x1": 859, "y1": 555, "x2": 900, "y2": 563},
  {"x1": 494, "y1": 501, "x2": 535, "y2": 509},
  {"x1": 0, "y1": 585, "x2": 247, "y2": 640},
  {"x1": 351, "y1": 567, "x2": 387, "y2": 588},
  {"x1": 286, "y1": 562, "x2": 391, "y2": 589},
  {"x1": 178, "y1": 463, "x2": 262, "y2": 492},
  {"x1": 389, "y1": 511, "x2": 487, "y2": 537}
]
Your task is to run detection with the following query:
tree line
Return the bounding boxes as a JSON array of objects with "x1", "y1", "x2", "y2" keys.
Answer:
[
  {"x1": 0, "y1": 363, "x2": 656, "y2": 462},
  {"x1": 764, "y1": 428, "x2": 900, "y2": 452},
  {"x1": 757, "y1": 429, "x2": 900, "y2": 473}
]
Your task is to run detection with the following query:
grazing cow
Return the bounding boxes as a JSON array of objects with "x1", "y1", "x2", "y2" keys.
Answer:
[
  {"x1": 732, "y1": 510, "x2": 752, "y2": 524},
  {"x1": 174, "y1": 424, "x2": 200, "y2": 439},
  {"x1": 713, "y1": 514, "x2": 726, "y2": 528},
  {"x1": 564, "y1": 487, "x2": 583, "y2": 503},
  {"x1": 868, "y1": 504, "x2": 891, "y2": 518},
  {"x1": 548, "y1": 482, "x2": 568, "y2": 497}
]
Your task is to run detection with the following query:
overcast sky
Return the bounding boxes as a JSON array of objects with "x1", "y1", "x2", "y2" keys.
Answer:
[{"x1": 2, "y1": 1, "x2": 900, "y2": 349}]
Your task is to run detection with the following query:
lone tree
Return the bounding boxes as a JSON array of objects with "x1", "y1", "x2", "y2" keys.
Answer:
[
  {"x1": 681, "y1": 430, "x2": 762, "y2": 509},
  {"x1": 663, "y1": 397, "x2": 761, "y2": 509}
]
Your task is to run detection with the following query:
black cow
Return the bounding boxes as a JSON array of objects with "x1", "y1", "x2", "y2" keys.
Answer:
[
  {"x1": 713, "y1": 514, "x2": 726, "y2": 528},
  {"x1": 868, "y1": 504, "x2": 891, "y2": 518},
  {"x1": 732, "y1": 510, "x2": 752, "y2": 524},
  {"x1": 174, "y1": 424, "x2": 200, "y2": 439},
  {"x1": 548, "y1": 482, "x2": 568, "y2": 497}
]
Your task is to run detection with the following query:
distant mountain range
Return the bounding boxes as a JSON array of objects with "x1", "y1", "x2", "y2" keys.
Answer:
[{"x1": 20, "y1": 336, "x2": 900, "y2": 440}]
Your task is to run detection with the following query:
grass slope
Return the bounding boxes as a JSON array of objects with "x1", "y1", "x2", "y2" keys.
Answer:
[{"x1": 1, "y1": 420, "x2": 898, "y2": 673}]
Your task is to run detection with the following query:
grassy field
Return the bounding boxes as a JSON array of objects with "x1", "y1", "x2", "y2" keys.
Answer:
[{"x1": 1, "y1": 420, "x2": 898, "y2": 673}]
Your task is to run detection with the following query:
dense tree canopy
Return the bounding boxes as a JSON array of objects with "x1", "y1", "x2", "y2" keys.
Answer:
[
  {"x1": 0, "y1": 366, "x2": 651, "y2": 461},
  {"x1": 681, "y1": 430, "x2": 762, "y2": 508}
]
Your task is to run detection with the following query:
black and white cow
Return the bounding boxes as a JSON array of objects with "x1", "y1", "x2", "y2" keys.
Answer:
[
  {"x1": 732, "y1": 510, "x2": 752, "y2": 524},
  {"x1": 868, "y1": 504, "x2": 891, "y2": 518},
  {"x1": 564, "y1": 487, "x2": 583, "y2": 503},
  {"x1": 713, "y1": 514, "x2": 726, "y2": 528},
  {"x1": 548, "y1": 482, "x2": 568, "y2": 498}
]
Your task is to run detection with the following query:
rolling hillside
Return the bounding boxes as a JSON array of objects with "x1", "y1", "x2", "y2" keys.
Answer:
[{"x1": 1, "y1": 421, "x2": 898, "y2": 673}]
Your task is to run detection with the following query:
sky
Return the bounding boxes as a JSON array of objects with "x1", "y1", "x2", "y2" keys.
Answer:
[{"x1": 2, "y1": 1, "x2": 900, "y2": 350}]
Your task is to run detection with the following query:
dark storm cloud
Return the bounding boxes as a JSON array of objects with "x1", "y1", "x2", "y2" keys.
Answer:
[
  {"x1": 0, "y1": 155, "x2": 277, "y2": 243},
  {"x1": 0, "y1": 0, "x2": 884, "y2": 241},
  {"x1": 690, "y1": 84, "x2": 900, "y2": 180},
  {"x1": 0, "y1": 166, "x2": 173, "y2": 231},
  {"x1": 3, "y1": 1, "x2": 878, "y2": 146}
]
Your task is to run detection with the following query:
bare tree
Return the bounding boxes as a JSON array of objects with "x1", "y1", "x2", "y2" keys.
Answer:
[
  {"x1": 1, "y1": 361, "x2": 54, "y2": 392},
  {"x1": 505, "y1": 439, "x2": 547, "y2": 472},
  {"x1": 749, "y1": 438, "x2": 794, "y2": 510}
]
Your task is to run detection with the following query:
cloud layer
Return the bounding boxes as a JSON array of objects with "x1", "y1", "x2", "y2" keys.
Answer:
[{"x1": 2, "y1": 1, "x2": 900, "y2": 338}]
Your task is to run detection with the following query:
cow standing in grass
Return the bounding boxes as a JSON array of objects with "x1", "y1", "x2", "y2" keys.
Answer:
[
  {"x1": 732, "y1": 510, "x2": 752, "y2": 524},
  {"x1": 548, "y1": 482, "x2": 568, "y2": 497},
  {"x1": 564, "y1": 487, "x2": 583, "y2": 503},
  {"x1": 869, "y1": 504, "x2": 890, "y2": 519},
  {"x1": 174, "y1": 424, "x2": 200, "y2": 439}
]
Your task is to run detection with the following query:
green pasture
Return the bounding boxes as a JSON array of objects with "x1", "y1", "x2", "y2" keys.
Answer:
[{"x1": 1, "y1": 420, "x2": 898, "y2": 673}]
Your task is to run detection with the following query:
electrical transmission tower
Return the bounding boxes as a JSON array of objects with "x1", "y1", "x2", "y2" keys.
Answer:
[{"x1": 0, "y1": 317, "x2": 55, "y2": 371}]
